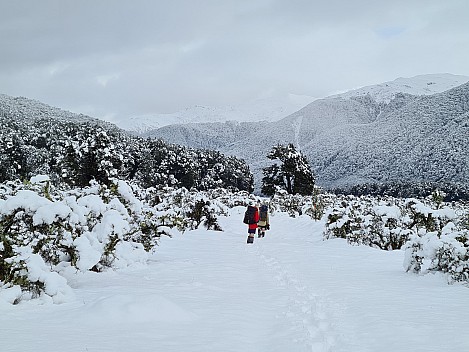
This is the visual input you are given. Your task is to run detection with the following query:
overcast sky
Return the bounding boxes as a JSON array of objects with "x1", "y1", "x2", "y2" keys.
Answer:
[{"x1": 1, "y1": 0, "x2": 469, "y2": 123}]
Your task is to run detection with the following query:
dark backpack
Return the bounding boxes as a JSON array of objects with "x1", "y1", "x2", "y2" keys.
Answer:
[
  {"x1": 243, "y1": 206, "x2": 256, "y2": 224},
  {"x1": 259, "y1": 205, "x2": 268, "y2": 221}
]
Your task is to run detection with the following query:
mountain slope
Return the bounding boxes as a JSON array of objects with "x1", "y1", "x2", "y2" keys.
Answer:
[
  {"x1": 0, "y1": 93, "x2": 118, "y2": 130},
  {"x1": 146, "y1": 74, "x2": 469, "y2": 192},
  {"x1": 303, "y1": 87, "x2": 469, "y2": 187}
]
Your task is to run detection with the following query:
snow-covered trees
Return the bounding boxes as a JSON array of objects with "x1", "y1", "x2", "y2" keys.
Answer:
[
  {"x1": 336, "y1": 181, "x2": 469, "y2": 202},
  {"x1": 261, "y1": 143, "x2": 315, "y2": 196},
  {"x1": 133, "y1": 139, "x2": 253, "y2": 192},
  {"x1": 0, "y1": 105, "x2": 254, "y2": 192}
]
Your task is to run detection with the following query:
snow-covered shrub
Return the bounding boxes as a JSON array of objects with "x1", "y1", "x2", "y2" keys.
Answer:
[
  {"x1": 404, "y1": 224, "x2": 469, "y2": 284},
  {"x1": 151, "y1": 187, "x2": 230, "y2": 231},
  {"x1": 268, "y1": 189, "x2": 305, "y2": 217},
  {"x1": 324, "y1": 196, "x2": 363, "y2": 241},
  {"x1": 266, "y1": 186, "x2": 330, "y2": 220},
  {"x1": 205, "y1": 189, "x2": 251, "y2": 208},
  {"x1": 0, "y1": 176, "x2": 176, "y2": 303},
  {"x1": 185, "y1": 199, "x2": 221, "y2": 231},
  {"x1": 403, "y1": 198, "x2": 469, "y2": 284},
  {"x1": 402, "y1": 198, "x2": 456, "y2": 233},
  {"x1": 460, "y1": 212, "x2": 469, "y2": 231},
  {"x1": 324, "y1": 195, "x2": 412, "y2": 250},
  {"x1": 272, "y1": 191, "x2": 305, "y2": 217},
  {"x1": 303, "y1": 188, "x2": 330, "y2": 221},
  {"x1": 364, "y1": 204, "x2": 413, "y2": 250}
]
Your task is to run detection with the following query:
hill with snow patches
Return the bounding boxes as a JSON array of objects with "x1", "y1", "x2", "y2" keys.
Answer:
[{"x1": 144, "y1": 74, "x2": 469, "y2": 192}]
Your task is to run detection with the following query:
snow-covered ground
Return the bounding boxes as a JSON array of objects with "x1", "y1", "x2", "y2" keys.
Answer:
[{"x1": 2, "y1": 207, "x2": 468, "y2": 352}]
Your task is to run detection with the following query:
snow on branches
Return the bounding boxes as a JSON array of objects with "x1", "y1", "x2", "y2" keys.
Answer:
[
  {"x1": 0, "y1": 177, "x2": 236, "y2": 304},
  {"x1": 323, "y1": 193, "x2": 469, "y2": 284}
]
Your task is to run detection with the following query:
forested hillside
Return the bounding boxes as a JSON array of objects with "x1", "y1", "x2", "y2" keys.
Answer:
[{"x1": 0, "y1": 94, "x2": 253, "y2": 192}]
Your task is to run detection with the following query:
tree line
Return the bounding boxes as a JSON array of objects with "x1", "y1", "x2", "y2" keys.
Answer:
[{"x1": 0, "y1": 116, "x2": 253, "y2": 192}]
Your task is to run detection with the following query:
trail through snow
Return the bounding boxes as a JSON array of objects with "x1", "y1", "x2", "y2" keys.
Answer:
[{"x1": 2, "y1": 207, "x2": 469, "y2": 351}]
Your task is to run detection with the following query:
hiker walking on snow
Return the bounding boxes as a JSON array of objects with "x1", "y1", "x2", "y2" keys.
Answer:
[
  {"x1": 257, "y1": 203, "x2": 270, "y2": 238},
  {"x1": 244, "y1": 201, "x2": 259, "y2": 244}
]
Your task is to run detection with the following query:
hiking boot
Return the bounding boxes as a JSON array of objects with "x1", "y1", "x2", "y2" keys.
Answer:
[{"x1": 247, "y1": 236, "x2": 254, "y2": 244}]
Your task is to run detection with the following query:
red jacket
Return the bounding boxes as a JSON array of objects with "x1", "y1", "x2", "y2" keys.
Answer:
[{"x1": 248, "y1": 207, "x2": 260, "y2": 230}]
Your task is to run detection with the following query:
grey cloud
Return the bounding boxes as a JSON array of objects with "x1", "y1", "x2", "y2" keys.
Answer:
[{"x1": 1, "y1": 0, "x2": 469, "y2": 121}]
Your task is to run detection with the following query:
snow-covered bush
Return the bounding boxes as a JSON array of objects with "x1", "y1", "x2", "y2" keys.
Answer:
[
  {"x1": 323, "y1": 193, "x2": 469, "y2": 283},
  {"x1": 0, "y1": 176, "x2": 175, "y2": 303},
  {"x1": 303, "y1": 188, "x2": 330, "y2": 221},
  {"x1": 324, "y1": 195, "x2": 412, "y2": 250},
  {"x1": 403, "y1": 199, "x2": 469, "y2": 284},
  {"x1": 271, "y1": 190, "x2": 305, "y2": 217},
  {"x1": 324, "y1": 196, "x2": 362, "y2": 241},
  {"x1": 268, "y1": 187, "x2": 329, "y2": 219},
  {"x1": 150, "y1": 187, "x2": 230, "y2": 231},
  {"x1": 204, "y1": 189, "x2": 252, "y2": 208},
  {"x1": 404, "y1": 224, "x2": 469, "y2": 284},
  {"x1": 402, "y1": 198, "x2": 456, "y2": 233}
]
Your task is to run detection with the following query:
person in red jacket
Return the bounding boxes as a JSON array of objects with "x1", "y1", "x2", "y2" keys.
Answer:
[{"x1": 246, "y1": 202, "x2": 260, "y2": 244}]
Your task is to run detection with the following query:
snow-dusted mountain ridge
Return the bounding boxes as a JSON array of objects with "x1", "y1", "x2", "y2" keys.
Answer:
[
  {"x1": 118, "y1": 74, "x2": 468, "y2": 133},
  {"x1": 145, "y1": 74, "x2": 469, "y2": 192},
  {"x1": 116, "y1": 93, "x2": 315, "y2": 133},
  {"x1": 332, "y1": 73, "x2": 469, "y2": 103}
]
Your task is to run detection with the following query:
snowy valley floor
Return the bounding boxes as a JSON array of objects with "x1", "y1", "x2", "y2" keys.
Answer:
[{"x1": 2, "y1": 207, "x2": 469, "y2": 352}]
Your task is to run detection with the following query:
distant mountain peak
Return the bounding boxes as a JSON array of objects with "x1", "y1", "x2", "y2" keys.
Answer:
[
  {"x1": 115, "y1": 93, "x2": 316, "y2": 133},
  {"x1": 116, "y1": 74, "x2": 469, "y2": 134},
  {"x1": 333, "y1": 73, "x2": 469, "y2": 103}
]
